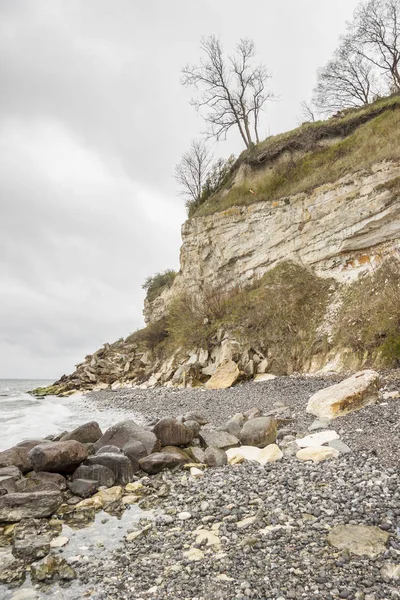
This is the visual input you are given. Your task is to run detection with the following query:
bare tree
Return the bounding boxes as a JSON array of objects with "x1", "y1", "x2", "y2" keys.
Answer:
[
  {"x1": 352, "y1": 0, "x2": 400, "y2": 91},
  {"x1": 174, "y1": 140, "x2": 212, "y2": 207},
  {"x1": 313, "y1": 36, "x2": 377, "y2": 113},
  {"x1": 299, "y1": 100, "x2": 317, "y2": 123},
  {"x1": 181, "y1": 36, "x2": 273, "y2": 149}
]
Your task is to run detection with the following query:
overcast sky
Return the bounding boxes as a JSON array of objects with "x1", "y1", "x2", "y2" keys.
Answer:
[{"x1": 0, "y1": 0, "x2": 361, "y2": 379}]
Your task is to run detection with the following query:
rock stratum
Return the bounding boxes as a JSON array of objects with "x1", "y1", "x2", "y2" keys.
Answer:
[{"x1": 41, "y1": 98, "x2": 400, "y2": 396}]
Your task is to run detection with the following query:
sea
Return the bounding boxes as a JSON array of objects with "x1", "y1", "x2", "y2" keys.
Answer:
[{"x1": 0, "y1": 379, "x2": 133, "y2": 451}]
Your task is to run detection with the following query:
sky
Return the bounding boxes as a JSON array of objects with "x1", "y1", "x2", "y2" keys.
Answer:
[{"x1": 0, "y1": 0, "x2": 361, "y2": 379}]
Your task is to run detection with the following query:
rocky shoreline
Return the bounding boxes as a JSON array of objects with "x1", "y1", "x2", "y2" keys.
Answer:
[{"x1": 0, "y1": 371, "x2": 399, "y2": 599}]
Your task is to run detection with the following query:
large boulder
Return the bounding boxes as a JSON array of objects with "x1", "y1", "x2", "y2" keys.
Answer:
[
  {"x1": 204, "y1": 447, "x2": 228, "y2": 467},
  {"x1": 68, "y1": 479, "x2": 99, "y2": 498},
  {"x1": 205, "y1": 360, "x2": 240, "y2": 390},
  {"x1": 86, "y1": 453, "x2": 133, "y2": 485},
  {"x1": 139, "y1": 452, "x2": 187, "y2": 475},
  {"x1": 26, "y1": 471, "x2": 67, "y2": 491},
  {"x1": 0, "y1": 491, "x2": 63, "y2": 522},
  {"x1": 71, "y1": 464, "x2": 115, "y2": 488},
  {"x1": 12, "y1": 520, "x2": 51, "y2": 563},
  {"x1": 60, "y1": 421, "x2": 103, "y2": 444},
  {"x1": 306, "y1": 370, "x2": 380, "y2": 419},
  {"x1": 239, "y1": 417, "x2": 277, "y2": 448},
  {"x1": 153, "y1": 417, "x2": 194, "y2": 447},
  {"x1": 122, "y1": 441, "x2": 147, "y2": 472},
  {"x1": 28, "y1": 441, "x2": 88, "y2": 473},
  {"x1": 0, "y1": 446, "x2": 32, "y2": 474},
  {"x1": 199, "y1": 430, "x2": 239, "y2": 450},
  {"x1": 93, "y1": 420, "x2": 159, "y2": 455}
]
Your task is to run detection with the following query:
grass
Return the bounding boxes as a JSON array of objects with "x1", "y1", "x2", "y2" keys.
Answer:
[
  {"x1": 142, "y1": 270, "x2": 177, "y2": 303},
  {"x1": 335, "y1": 258, "x2": 400, "y2": 367},
  {"x1": 192, "y1": 95, "x2": 400, "y2": 218}
]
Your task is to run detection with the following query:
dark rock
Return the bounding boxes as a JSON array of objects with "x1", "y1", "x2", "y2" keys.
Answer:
[
  {"x1": 12, "y1": 534, "x2": 50, "y2": 563},
  {"x1": 31, "y1": 554, "x2": 76, "y2": 582},
  {"x1": 204, "y1": 447, "x2": 228, "y2": 467},
  {"x1": 0, "y1": 476, "x2": 19, "y2": 494},
  {"x1": 199, "y1": 430, "x2": 239, "y2": 449},
  {"x1": 186, "y1": 447, "x2": 206, "y2": 463},
  {"x1": 97, "y1": 445, "x2": 122, "y2": 454},
  {"x1": 71, "y1": 464, "x2": 115, "y2": 488},
  {"x1": 244, "y1": 407, "x2": 263, "y2": 420},
  {"x1": 123, "y1": 441, "x2": 147, "y2": 472},
  {"x1": 0, "y1": 548, "x2": 25, "y2": 584},
  {"x1": 0, "y1": 491, "x2": 63, "y2": 521},
  {"x1": 86, "y1": 453, "x2": 133, "y2": 485},
  {"x1": 68, "y1": 479, "x2": 99, "y2": 498},
  {"x1": 16, "y1": 439, "x2": 50, "y2": 451},
  {"x1": 240, "y1": 416, "x2": 277, "y2": 447},
  {"x1": 184, "y1": 420, "x2": 201, "y2": 437},
  {"x1": 28, "y1": 441, "x2": 88, "y2": 473},
  {"x1": 153, "y1": 417, "x2": 194, "y2": 447},
  {"x1": 184, "y1": 412, "x2": 209, "y2": 425},
  {"x1": 0, "y1": 446, "x2": 32, "y2": 474},
  {"x1": 139, "y1": 452, "x2": 187, "y2": 475},
  {"x1": 26, "y1": 471, "x2": 67, "y2": 491},
  {"x1": 161, "y1": 446, "x2": 190, "y2": 461},
  {"x1": 61, "y1": 421, "x2": 103, "y2": 444},
  {"x1": 14, "y1": 479, "x2": 61, "y2": 494},
  {"x1": 93, "y1": 420, "x2": 159, "y2": 455}
]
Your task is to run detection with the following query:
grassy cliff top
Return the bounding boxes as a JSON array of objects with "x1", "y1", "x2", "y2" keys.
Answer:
[{"x1": 192, "y1": 95, "x2": 400, "y2": 218}]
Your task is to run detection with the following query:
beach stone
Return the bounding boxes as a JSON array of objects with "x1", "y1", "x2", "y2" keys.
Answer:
[
  {"x1": 329, "y1": 439, "x2": 352, "y2": 453},
  {"x1": 223, "y1": 415, "x2": 244, "y2": 437},
  {"x1": 0, "y1": 446, "x2": 32, "y2": 474},
  {"x1": 306, "y1": 370, "x2": 379, "y2": 419},
  {"x1": 161, "y1": 446, "x2": 190, "y2": 461},
  {"x1": 296, "y1": 446, "x2": 339, "y2": 462},
  {"x1": 72, "y1": 463, "x2": 115, "y2": 487},
  {"x1": 0, "y1": 466, "x2": 21, "y2": 479},
  {"x1": 204, "y1": 447, "x2": 227, "y2": 467},
  {"x1": 93, "y1": 420, "x2": 159, "y2": 455},
  {"x1": 186, "y1": 447, "x2": 206, "y2": 463},
  {"x1": 30, "y1": 554, "x2": 76, "y2": 582},
  {"x1": 0, "y1": 491, "x2": 63, "y2": 521},
  {"x1": 205, "y1": 360, "x2": 240, "y2": 389},
  {"x1": 153, "y1": 417, "x2": 194, "y2": 447},
  {"x1": 28, "y1": 441, "x2": 87, "y2": 473},
  {"x1": 257, "y1": 444, "x2": 283, "y2": 464},
  {"x1": 244, "y1": 407, "x2": 263, "y2": 420},
  {"x1": 96, "y1": 445, "x2": 122, "y2": 454},
  {"x1": 26, "y1": 471, "x2": 67, "y2": 491},
  {"x1": 328, "y1": 525, "x2": 390, "y2": 558},
  {"x1": 0, "y1": 476, "x2": 19, "y2": 494},
  {"x1": 226, "y1": 446, "x2": 261, "y2": 465},
  {"x1": 0, "y1": 548, "x2": 25, "y2": 584},
  {"x1": 93, "y1": 486, "x2": 123, "y2": 510},
  {"x1": 296, "y1": 430, "x2": 339, "y2": 448},
  {"x1": 309, "y1": 417, "x2": 331, "y2": 431},
  {"x1": 60, "y1": 421, "x2": 103, "y2": 444},
  {"x1": 380, "y1": 562, "x2": 400, "y2": 582},
  {"x1": 199, "y1": 430, "x2": 239, "y2": 450},
  {"x1": 122, "y1": 441, "x2": 147, "y2": 472},
  {"x1": 184, "y1": 412, "x2": 208, "y2": 425},
  {"x1": 139, "y1": 452, "x2": 187, "y2": 474},
  {"x1": 68, "y1": 479, "x2": 99, "y2": 498},
  {"x1": 12, "y1": 534, "x2": 50, "y2": 563},
  {"x1": 50, "y1": 536, "x2": 69, "y2": 548},
  {"x1": 86, "y1": 453, "x2": 134, "y2": 485},
  {"x1": 190, "y1": 467, "x2": 204, "y2": 478},
  {"x1": 13, "y1": 479, "x2": 60, "y2": 494},
  {"x1": 240, "y1": 417, "x2": 277, "y2": 448},
  {"x1": 9, "y1": 590, "x2": 38, "y2": 600},
  {"x1": 183, "y1": 420, "x2": 201, "y2": 437},
  {"x1": 254, "y1": 373, "x2": 276, "y2": 382}
]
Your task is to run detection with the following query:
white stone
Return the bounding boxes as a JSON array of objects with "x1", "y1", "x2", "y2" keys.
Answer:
[
  {"x1": 306, "y1": 370, "x2": 380, "y2": 419},
  {"x1": 381, "y1": 562, "x2": 400, "y2": 581},
  {"x1": 50, "y1": 536, "x2": 69, "y2": 548},
  {"x1": 257, "y1": 444, "x2": 283, "y2": 464},
  {"x1": 254, "y1": 373, "x2": 277, "y2": 382},
  {"x1": 183, "y1": 547, "x2": 204, "y2": 561},
  {"x1": 190, "y1": 467, "x2": 204, "y2": 478},
  {"x1": 296, "y1": 430, "x2": 339, "y2": 448},
  {"x1": 296, "y1": 446, "x2": 339, "y2": 462},
  {"x1": 177, "y1": 511, "x2": 192, "y2": 521}
]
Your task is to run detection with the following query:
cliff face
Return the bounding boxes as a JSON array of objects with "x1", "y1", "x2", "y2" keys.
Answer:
[{"x1": 145, "y1": 160, "x2": 400, "y2": 323}]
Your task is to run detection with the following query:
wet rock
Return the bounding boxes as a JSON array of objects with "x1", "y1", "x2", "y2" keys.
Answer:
[
  {"x1": 93, "y1": 420, "x2": 159, "y2": 455},
  {"x1": 306, "y1": 370, "x2": 380, "y2": 419},
  {"x1": 68, "y1": 479, "x2": 99, "y2": 498},
  {"x1": 0, "y1": 491, "x2": 63, "y2": 522},
  {"x1": 86, "y1": 453, "x2": 134, "y2": 485},
  {"x1": 139, "y1": 451, "x2": 187, "y2": 474},
  {"x1": 240, "y1": 416, "x2": 277, "y2": 448},
  {"x1": 153, "y1": 417, "x2": 194, "y2": 447},
  {"x1": 296, "y1": 446, "x2": 339, "y2": 462},
  {"x1": 30, "y1": 554, "x2": 76, "y2": 582},
  {"x1": 205, "y1": 360, "x2": 240, "y2": 389},
  {"x1": 204, "y1": 447, "x2": 228, "y2": 467},
  {"x1": 0, "y1": 446, "x2": 32, "y2": 474},
  {"x1": 14, "y1": 479, "x2": 61, "y2": 494},
  {"x1": 328, "y1": 525, "x2": 390, "y2": 558},
  {"x1": 12, "y1": 534, "x2": 50, "y2": 563},
  {"x1": 72, "y1": 464, "x2": 116, "y2": 488},
  {"x1": 26, "y1": 471, "x2": 67, "y2": 491},
  {"x1": 28, "y1": 441, "x2": 88, "y2": 473},
  {"x1": 93, "y1": 486, "x2": 123, "y2": 510},
  {"x1": 0, "y1": 548, "x2": 25, "y2": 584},
  {"x1": 122, "y1": 441, "x2": 148, "y2": 472},
  {"x1": 199, "y1": 430, "x2": 239, "y2": 450},
  {"x1": 60, "y1": 421, "x2": 103, "y2": 444}
]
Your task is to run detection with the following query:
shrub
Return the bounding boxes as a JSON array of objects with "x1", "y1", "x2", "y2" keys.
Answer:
[
  {"x1": 335, "y1": 258, "x2": 400, "y2": 365},
  {"x1": 126, "y1": 318, "x2": 169, "y2": 353},
  {"x1": 142, "y1": 270, "x2": 177, "y2": 303}
]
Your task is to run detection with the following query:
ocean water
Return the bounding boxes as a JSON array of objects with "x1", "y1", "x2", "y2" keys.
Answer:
[{"x1": 0, "y1": 379, "x2": 134, "y2": 451}]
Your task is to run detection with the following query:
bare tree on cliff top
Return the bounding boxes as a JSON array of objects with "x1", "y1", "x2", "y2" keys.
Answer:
[
  {"x1": 175, "y1": 139, "x2": 212, "y2": 208},
  {"x1": 352, "y1": 0, "x2": 400, "y2": 91},
  {"x1": 182, "y1": 36, "x2": 273, "y2": 149},
  {"x1": 313, "y1": 36, "x2": 378, "y2": 114}
]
